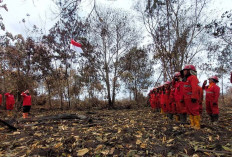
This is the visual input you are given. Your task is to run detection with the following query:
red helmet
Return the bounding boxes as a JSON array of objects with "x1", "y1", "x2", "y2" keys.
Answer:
[
  {"x1": 209, "y1": 76, "x2": 219, "y2": 82},
  {"x1": 174, "y1": 72, "x2": 181, "y2": 77},
  {"x1": 183, "y1": 64, "x2": 196, "y2": 71}
]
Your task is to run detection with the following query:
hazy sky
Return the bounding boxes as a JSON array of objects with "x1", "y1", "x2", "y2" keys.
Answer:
[
  {"x1": 1, "y1": 0, "x2": 231, "y2": 95},
  {"x1": 1, "y1": 0, "x2": 231, "y2": 36}
]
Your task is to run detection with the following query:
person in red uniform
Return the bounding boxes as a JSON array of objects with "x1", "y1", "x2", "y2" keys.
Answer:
[
  {"x1": 168, "y1": 81, "x2": 175, "y2": 120},
  {"x1": 173, "y1": 72, "x2": 187, "y2": 124},
  {"x1": 21, "y1": 90, "x2": 32, "y2": 118},
  {"x1": 163, "y1": 81, "x2": 171, "y2": 119},
  {"x1": 0, "y1": 92, "x2": 2, "y2": 107},
  {"x1": 181, "y1": 65, "x2": 200, "y2": 129},
  {"x1": 202, "y1": 76, "x2": 220, "y2": 123},
  {"x1": 156, "y1": 87, "x2": 161, "y2": 112},
  {"x1": 160, "y1": 85, "x2": 167, "y2": 118},
  {"x1": 5, "y1": 90, "x2": 15, "y2": 117},
  {"x1": 198, "y1": 85, "x2": 203, "y2": 116}
]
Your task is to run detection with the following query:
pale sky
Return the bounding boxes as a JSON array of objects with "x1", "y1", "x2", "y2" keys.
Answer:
[
  {"x1": 1, "y1": 0, "x2": 232, "y2": 36},
  {"x1": 1, "y1": 0, "x2": 231, "y2": 96}
]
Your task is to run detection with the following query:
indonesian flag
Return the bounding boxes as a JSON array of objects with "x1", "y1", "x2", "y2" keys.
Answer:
[{"x1": 70, "y1": 39, "x2": 83, "y2": 53}]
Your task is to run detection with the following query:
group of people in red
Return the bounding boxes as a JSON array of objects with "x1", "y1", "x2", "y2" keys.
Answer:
[
  {"x1": 0, "y1": 90, "x2": 32, "y2": 119},
  {"x1": 148, "y1": 64, "x2": 221, "y2": 130}
]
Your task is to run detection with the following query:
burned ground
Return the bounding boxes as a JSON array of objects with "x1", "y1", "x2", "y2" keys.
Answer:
[{"x1": 0, "y1": 107, "x2": 232, "y2": 157}]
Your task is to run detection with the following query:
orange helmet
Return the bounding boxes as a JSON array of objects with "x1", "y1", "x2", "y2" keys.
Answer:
[{"x1": 183, "y1": 64, "x2": 196, "y2": 71}]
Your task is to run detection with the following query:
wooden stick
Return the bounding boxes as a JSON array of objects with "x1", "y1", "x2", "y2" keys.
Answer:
[
  {"x1": 197, "y1": 148, "x2": 232, "y2": 155},
  {"x1": 0, "y1": 119, "x2": 17, "y2": 130}
]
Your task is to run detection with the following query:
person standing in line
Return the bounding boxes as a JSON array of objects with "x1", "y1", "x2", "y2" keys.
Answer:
[
  {"x1": 5, "y1": 90, "x2": 15, "y2": 117},
  {"x1": 0, "y1": 91, "x2": 2, "y2": 107},
  {"x1": 163, "y1": 81, "x2": 172, "y2": 120},
  {"x1": 21, "y1": 90, "x2": 32, "y2": 119},
  {"x1": 182, "y1": 65, "x2": 200, "y2": 129},
  {"x1": 198, "y1": 85, "x2": 203, "y2": 116},
  {"x1": 202, "y1": 76, "x2": 220, "y2": 124}
]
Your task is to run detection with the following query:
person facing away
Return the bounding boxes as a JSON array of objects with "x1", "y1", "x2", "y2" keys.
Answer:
[
  {"x1": 5, "y1": 90, "x2": 15, "y2": 117},
  {"x1": 202, "y1": 76, "x2": 220, "y2": 124}
]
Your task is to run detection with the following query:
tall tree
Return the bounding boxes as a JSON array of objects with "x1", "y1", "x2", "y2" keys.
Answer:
[
  {"x1": 88, "y1": 7, "x2": 141, "y2": 107},
  {"x1": 205, "y1": 10, "x2": 232, "y2": 102},
  {"x1": 120, "y1": 47, "x2": 154, "y2": 102},
  {"x1": 136, "y1": 0, "x2": 208, "y2": 81}
]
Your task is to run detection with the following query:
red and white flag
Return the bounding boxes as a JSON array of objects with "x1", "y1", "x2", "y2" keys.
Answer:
[{"x1": 70, "y1": 39, "x2": 83, "y2": 53}]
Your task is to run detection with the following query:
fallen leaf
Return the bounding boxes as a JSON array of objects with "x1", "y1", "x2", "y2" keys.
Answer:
[
  {"x1": 54, "y1": 142, "x2": 63, "y2": 148},
  {"x1": 184, "y1": 148, "x2": 188, "y2": 154},
  {"x1": 173, "y1": 126, "x2": 179, "y2": 130},
  {"x1": 95, "y1": 145, "x2": 103, "y2": 151},
  {"x1": 136, "y1": 139, "x2": 142, "y2": 145},
  {"x1": 167, "y1": 139, "x2": 174, "y2": 144},
  {"x1": 162, "y1": 136, "x2": 166, "y2": 143},
  {"x1": 101, "y1": 149, "x2": 109, "y2": 155},
  {"x1": 208, "y1": 136, "x2": 212, "y2": 141},
  {"x1": 222, "y1": 146, "x2": 232, "y2": 152},
  {"x1": 109, "y1": 147, "x2": 115, "y2": 155},
  {"x1": 140, "y1": 143, "x2": 147, "y2": 148},
  {"x1": 77, "y1": 148, "x2": 89, "y2": 156},
  {"x1": 13, "y1": 132, "x2": 21, "y2": 135},
  {"x1": 34, "y1": 132, "x2": 42, "y2": 137}
]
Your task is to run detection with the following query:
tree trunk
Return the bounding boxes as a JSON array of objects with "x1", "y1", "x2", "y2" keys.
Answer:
[{"x1": 66, "y1": 78, "x2": 71, "y2": 109}]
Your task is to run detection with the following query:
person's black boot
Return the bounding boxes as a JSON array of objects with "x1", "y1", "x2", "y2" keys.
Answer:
[
  {"x1": 209, "y1": 114, "x2": 214, "y2": 122},
  {"x1": 212, "y1": 114, "x2": 219, "y2": 125},
  {"x1": 183, "y1": 113, "x2": 187, "y2": 123}
]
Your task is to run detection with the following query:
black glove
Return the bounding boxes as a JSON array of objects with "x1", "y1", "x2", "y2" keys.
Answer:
[
  {"x1": 191, "y1": 98, "x2": 197, "y2": 103},
  {"x1": 164, "y1": 104, "x2": 166, "y2": 107},
  {"x1": 213, "y1": 103, "x2": 217, "y2": 106},
  {"x1": 180, "y1": 100, "x2": 184, "y2": 103}
]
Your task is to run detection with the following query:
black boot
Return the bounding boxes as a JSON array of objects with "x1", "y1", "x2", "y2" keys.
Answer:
[
  {"x1": 169, "y1": 113, "x2": 173, "y2": 120},
  {"x1": 209, "y1": 114, "x2": 214, "y2": 122},
  {"x1": 212, "y1": 114, "x2": 219, "y2": 124},
  {"x1": 180, "y1": 113, "x2": 187, "y2": 124}
]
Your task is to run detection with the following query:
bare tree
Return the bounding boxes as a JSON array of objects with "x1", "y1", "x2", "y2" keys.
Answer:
[
  {"x1": 88, "y1": 7, "x2": 141, "y2": 107},
  {"x1": 120, "y1": 47, "x2": 154, "y2": 102},
  {"x1": 136, "y1": 0, "x2": 209, "y2": 81}
]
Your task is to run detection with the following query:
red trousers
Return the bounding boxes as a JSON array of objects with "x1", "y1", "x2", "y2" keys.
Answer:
[
  {"x1": 184, "y1": 98, "x2": 199, "y2": 115},
  {"x1": 176, "y1": 101, "x2": 187, "y2": 114},
  {"x1": 150, "y1": 101, "x2": 155, "y2": 109},
  {"x1": 6, "y1": 104, "x2": 14, "y2": 110},
  {"x1": 206, "y1": 101, "x2": 219, "y2": 114},
  {"x1": 199, "y1": 103, "x2": 203, "y2": 114}
]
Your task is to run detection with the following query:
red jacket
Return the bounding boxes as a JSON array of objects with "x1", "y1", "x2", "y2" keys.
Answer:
[
  {"x1": 0, "y1": 94, "x2": 2, "y2": 105},
  {"x1": 198, "y1": 86, "x2": 203, "y2": 103},
  {"x1": 203, "y1": 84, "x2": 220, "y2": 103},
  {"x1": 174, "y1": 82, "x2": 184, "y2": 102},
  {"x1": 183, "y1": 75, "x2": 199, "y2": 100},
  {"x1": 21, "y1": 92, "x2": 32, "y2": 106},
  {"x1": 5, "y1": 93, "x2": 15, "y2": 105}
]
